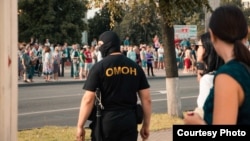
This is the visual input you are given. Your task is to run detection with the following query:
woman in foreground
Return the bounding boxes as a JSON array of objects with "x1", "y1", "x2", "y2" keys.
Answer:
[{"x1": 184, "y1": 5, "x2": 250, "y2": 125}]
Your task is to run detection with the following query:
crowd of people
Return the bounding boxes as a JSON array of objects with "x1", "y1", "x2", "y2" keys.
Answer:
[
  {"x1": 18, "y1": 31, "x2": 250, "y2": 84},
  {"x1": 17, "y1": 39, "x2": 102, "y2": 82},
  {"x1": 19, "y1": 41, "x2": 201, "y2": 84},
  {"x1": 175, "y1": 38, "x2": 198, "y2": 74},
  {"x1": 18, "y1": 33, "x2": 209, "y2": 84},
  {"x1": 17, "y1": 5, "x2": 250, "y2": 141},
  {"x1": 18, "y1": 36, "x2": 170, "y2": 83}
]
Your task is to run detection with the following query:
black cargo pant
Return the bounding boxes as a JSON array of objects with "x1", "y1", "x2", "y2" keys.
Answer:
[
  {"x1": 89, "y1": 110, "x2": 138, "y2": 141},
  {"x1": 60, "y1": 57, "x2": 66, "y2": 77}
]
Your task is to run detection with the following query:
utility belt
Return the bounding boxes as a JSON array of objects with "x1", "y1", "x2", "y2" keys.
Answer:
[
  {"x1": 106, "y1": 104, "x2": 143, "y2": 124},
  {"x1": 88, "y1": 89, "x2": 143, "y2": 125},
  {"x1": 102, "y1": 106, "x2": 135, "y2": 112},
  {"x1": 88, "y1": 104, "x2": 143, "y2": 125}
]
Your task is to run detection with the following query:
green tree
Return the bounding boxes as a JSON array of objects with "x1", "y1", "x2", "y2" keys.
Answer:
[
  {"x1": 88, "y1": 1, "x2": 161, "y2": 45},
  {"x1": 220, "y1": 0, "x2": 242, "y2": 6},
  {"x1": 87, "y1": 5, "x2": 111, "y2": 45},
  {"x1": 91, "y1": 0, "x2": 212, "y2": 117},
  {"x1": 18, "y1": 0, "x2": 88, "y2": 44},
  {"x1": 114, "y1": 2, "x2": 161, "y2": 45},
  {"x1": 87, "y1": 3, "x2": 126, "y2": 45},
  {"x1": 156, "y1": 0, "x2": 211, "y2": 117}
]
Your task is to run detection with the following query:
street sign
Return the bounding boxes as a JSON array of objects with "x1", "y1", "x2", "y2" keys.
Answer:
[{"x1": 174, "y1": 25, "x2": 197, "y2": 40}]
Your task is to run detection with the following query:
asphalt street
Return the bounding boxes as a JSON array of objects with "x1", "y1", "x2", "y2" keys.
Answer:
[{"x1": 18, "y1": 76, "x2": 198, "y2": 130}]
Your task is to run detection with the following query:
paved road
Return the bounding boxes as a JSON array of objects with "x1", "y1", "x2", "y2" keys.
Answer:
[{"x1": 18, "y1": 76, "x2": 198, "y2": 130}]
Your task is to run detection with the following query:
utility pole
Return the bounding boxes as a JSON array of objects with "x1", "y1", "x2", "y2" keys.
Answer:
[
  {"x1": 0, "y1": 0, "x2": 18, "y2": 141},
  {"x1": 205, "y1": 0, "x2": 220, "y2": 32}
]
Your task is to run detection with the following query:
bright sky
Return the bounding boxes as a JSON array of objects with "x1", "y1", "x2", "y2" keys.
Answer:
[{"x1": 87, "y1": 8, "x2": 100, "y2": 19}]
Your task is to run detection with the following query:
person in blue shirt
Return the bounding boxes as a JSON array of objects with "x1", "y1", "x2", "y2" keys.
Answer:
[
  {"x1": 146, "y1": 46, "x2": 155, "y2": 77},
  {"x1": 123, "y1": 36, "x2": 130, "y2": 47}
]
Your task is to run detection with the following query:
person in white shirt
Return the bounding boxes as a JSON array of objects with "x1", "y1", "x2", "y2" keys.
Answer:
[
  {"x1": 140, "y1": 45, "x2": 147, "y2": 72},
  {"x1": 96, "y1": 46, "x2": 103, "y2": 62},
  {"x1": 126, "y1": 46, "x2": 136, "y2": 62},
  {"x1": 194, "y1": 32, "x2": 224, "y2": 118},
  {"x1": 92, "y1": 45, "x2": 103, "y2": 63},
  {"x1": 157, "y1": 44, "x2": 164, "y2": 69},
  {"x1": 44, "y1": 38, "x2": 50, "y2": 47}
]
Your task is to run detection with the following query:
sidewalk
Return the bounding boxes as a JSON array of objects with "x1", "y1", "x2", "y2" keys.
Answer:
[
  {"x1": 137, "y1": 128, "x2": 173, "y2": 141},
  {"x1": 18, "y1": 66, "x2": 194, "y2": 141},
  {"x1": 18, "y1": 66, "x2": 196, "y2": 87}
]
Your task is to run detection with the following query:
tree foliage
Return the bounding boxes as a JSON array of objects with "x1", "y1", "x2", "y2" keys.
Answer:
[
  {"x1": 87, "y1": 5, "x2": 111, "y2": 45},
  {"x1": 156, "y1": 0, "x2": 211, "y2": 26},
  {"x1": 89, "y1": 0, "x2": 212, "y2": 117},
  {"x1": 88, "y1": 1, "x2": 161, "y2": 45},
  {"x1": 90, "y1": 0, "x2": 211, "y2": 44},
  {"x1": 113, "y1": 2, "x2": 161, "y2": 45},
  {"x1": 18, "y1": 0, "x2": 88, "y2": 44},
  {"x1": 221, "y1": 0, "x2": 242, "y2": 6}
]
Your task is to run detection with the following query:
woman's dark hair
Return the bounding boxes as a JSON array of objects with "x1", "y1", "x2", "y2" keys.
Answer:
[
  {"x1": 200, "y1": 32, "x2": 224, "y2": 75},
  {"x1": 209, "y1": 5, "x2": 250, "y2": 66},
  {"x1": 44, "y1": 46, "x2": 51, "y2": 53}
]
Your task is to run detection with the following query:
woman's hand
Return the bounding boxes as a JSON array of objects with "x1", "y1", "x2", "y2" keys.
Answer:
[{"x1": 183, "y1": 111, "x2": 206, "y2": 125}]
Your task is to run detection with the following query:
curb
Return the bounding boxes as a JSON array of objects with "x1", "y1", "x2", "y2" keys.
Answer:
[{"x1": 18, "y1": 75, "x2": 195, "y2": 87}]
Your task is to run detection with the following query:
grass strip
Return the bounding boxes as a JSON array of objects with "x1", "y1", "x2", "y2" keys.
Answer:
[{"x1": 18, "y1": 113, "x2": 184, "y2": 141}]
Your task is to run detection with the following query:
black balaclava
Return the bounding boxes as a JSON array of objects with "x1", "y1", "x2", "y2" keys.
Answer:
[{"x1": 98, "y1": 31, "x2": 121, "y2": 58}]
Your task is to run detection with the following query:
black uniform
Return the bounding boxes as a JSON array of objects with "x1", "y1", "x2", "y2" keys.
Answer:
[{"x1": 83, "y1": 31, "x2": 150, "y2": 141}]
